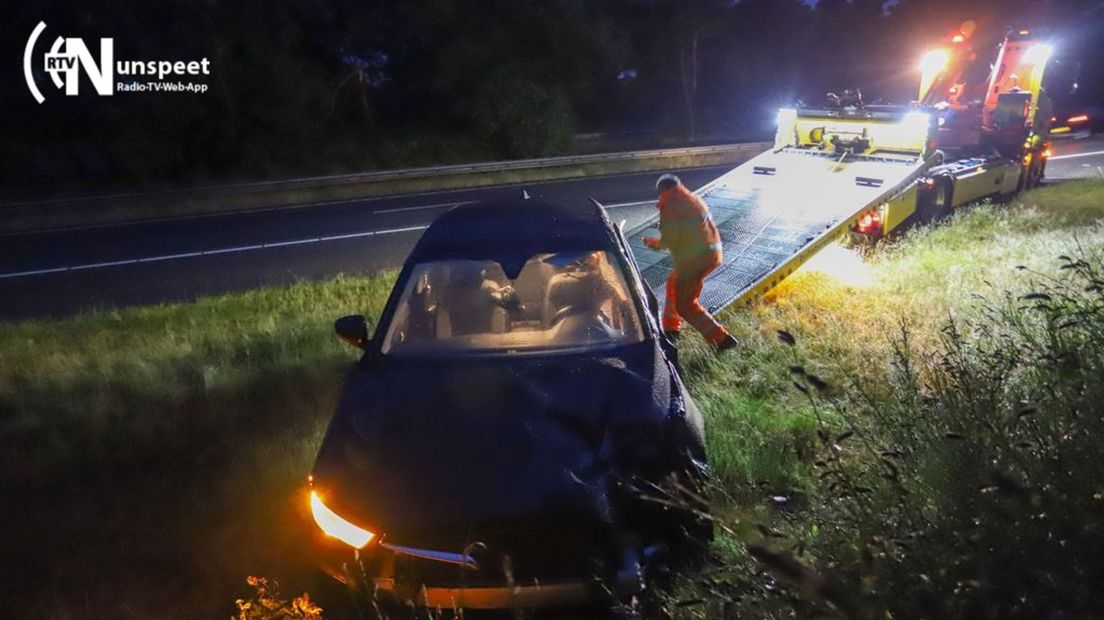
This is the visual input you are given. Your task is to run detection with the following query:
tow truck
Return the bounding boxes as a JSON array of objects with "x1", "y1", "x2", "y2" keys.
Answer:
[{"x1": 628, "y1": 23, "x2": 1054, "y2": 314}]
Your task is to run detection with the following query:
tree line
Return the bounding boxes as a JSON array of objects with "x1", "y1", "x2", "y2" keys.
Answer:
[{"x1": 2, "y1": 0, "x2": 1102, "y2": 198}]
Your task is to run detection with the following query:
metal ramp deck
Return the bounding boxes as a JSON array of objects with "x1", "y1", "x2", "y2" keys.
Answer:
[{"x1": 627, "y1": 148, "x2": 934, "y2": 314}]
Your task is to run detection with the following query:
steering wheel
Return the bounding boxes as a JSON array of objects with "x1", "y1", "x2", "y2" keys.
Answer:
[
  {"x1": 596, "y1": 308, "x2": 614, "y2": 329},
  {"x1": 550, "y1": 304, "x2": 579, "y2": 326}
]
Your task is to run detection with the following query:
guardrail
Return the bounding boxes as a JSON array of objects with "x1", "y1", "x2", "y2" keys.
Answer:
[{"x1": 1, "y1": 141, "x2": 771, "y2": 234}]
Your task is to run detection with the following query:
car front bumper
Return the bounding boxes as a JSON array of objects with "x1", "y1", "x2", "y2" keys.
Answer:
[
  {"x1": 316, "y1": 537, "x2": 646, "y2": 610},
  {"x1": 371, "y1": 572, "x2": 642, "y2": 610}
]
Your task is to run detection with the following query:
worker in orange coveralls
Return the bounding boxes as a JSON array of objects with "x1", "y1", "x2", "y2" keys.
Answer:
[{"x1": 642, "y1": 174, "x2": 738, "y2": 353}]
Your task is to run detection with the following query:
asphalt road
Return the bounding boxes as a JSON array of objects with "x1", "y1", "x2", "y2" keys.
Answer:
[
  {"x1": 3, "y1": 134, "x2": 1104, "y2": 322},
  {"x1": 0, "y1": 165, "x2": 730, "y2": 320},
  {"x1": 1045, "y1": 132, "x2": 1104, "y2": 181}
]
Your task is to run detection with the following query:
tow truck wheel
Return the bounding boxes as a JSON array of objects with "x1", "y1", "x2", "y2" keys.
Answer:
[
  {"x1": 934, "y1": 179, "x2": 954, "y2": 221},
  {"x1": 1028, "y1": 157, "x2": 1045, "y2": 189},
  {"x1": 921, "y1": 178, "x2": 953, "y2": 223},
  {"x1": 1018, "y1": 157, "x2": 1044, "y2": 192}
]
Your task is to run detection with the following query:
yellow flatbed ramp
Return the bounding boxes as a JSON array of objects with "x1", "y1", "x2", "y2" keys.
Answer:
[{"x1": 627, "y1": 148, "x2": 934, "y2": 313}]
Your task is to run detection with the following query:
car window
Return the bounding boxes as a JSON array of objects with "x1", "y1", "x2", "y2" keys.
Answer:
[{"x1": 381, "y1": 251, "x2": 645, "y2": 355}]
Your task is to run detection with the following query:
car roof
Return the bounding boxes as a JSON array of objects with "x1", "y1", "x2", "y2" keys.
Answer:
[{"x1": 406, "y1": 199, "x2": 621, "y2": 276}]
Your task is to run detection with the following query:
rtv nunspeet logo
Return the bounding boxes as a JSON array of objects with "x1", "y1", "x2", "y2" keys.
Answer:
[{"x1": 24, "y1": 21, "x2": 211, "y2": 104}]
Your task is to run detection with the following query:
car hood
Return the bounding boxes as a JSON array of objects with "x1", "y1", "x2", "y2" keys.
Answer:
[{"x1": 311, "y1": 341, "x2": 673, "y2": 544}]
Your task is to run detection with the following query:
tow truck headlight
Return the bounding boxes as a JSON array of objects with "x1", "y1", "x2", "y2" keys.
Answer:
[
  {"x1": 310, "y1": 491, "x2": 376, "y2": 549},
  {"x1": 1024, "y1": 44, "x2": 1052, "y2": 65},
  {"x1": 920, "y1": 50, "x2": 949, "y2": 74},
  {"x1": 904, "y1": 111, "x2": 932, "y2": 128}
]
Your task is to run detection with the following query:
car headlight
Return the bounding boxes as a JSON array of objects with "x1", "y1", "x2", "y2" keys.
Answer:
[{"x1": 310, "y1": 491, "x2": 375, "y2": 549}]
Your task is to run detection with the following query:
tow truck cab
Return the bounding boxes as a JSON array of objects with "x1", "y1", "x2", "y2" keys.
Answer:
[{"x1": 845, "y1": 23, "x2": 1056, "y2": 241}]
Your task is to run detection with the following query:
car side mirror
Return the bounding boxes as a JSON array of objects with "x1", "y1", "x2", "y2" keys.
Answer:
[{"x1": 335, "y1": 315, "x2": 371, "y2": 349}]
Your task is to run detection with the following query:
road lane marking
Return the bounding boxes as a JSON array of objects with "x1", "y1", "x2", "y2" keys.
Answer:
[
  {"x1": 319, "y1": 225, "x2": 427, "y2": 241},
  {"x1": 375, "y1": 201, "x2": 461, "y2": 214},
  {"x1": 0, "y1": 225, "x2": 428, "y2": 280},
  {"x1": 603, "y1": 199, "x2": 654, "y2": 209},
  {"x1": 260, "y1": 238, "x2": 319, "y2": 249},
  {"x1": 140, "y1": 251, "x2": 203, "y2": 261},
  {"x1": 1, "y1": 164, "x2": 735, "y2": 238},
  {"x1": 203, "y1": 244, "x2": 265, "y2": 255},
  {"x1": 376, "y1": 198, "x2": 653, "y2": 213},
  {"x1": 1050, "y1": 149, "x2": 1104, "y2": 161}
]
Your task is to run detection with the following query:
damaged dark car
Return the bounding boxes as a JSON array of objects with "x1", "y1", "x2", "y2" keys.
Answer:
[{"x1": 307, "y1": 198, "x2": 710, "y2": 611}]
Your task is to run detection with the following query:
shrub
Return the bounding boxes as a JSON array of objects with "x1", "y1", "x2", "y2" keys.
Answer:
[
  {"x1": 470, "y1": 65, "x2": 575, "y2": 158},
  {"x1": 733, "y1": 252, "x2": 1104, "y2": 618},
  {"x1": 234, "y1": 576, "x2": 324, "y2": 620}
]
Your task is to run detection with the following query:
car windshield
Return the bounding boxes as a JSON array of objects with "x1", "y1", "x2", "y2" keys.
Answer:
[{"x1": 381, "y1": 251, "x2": 645, "y2": 355}]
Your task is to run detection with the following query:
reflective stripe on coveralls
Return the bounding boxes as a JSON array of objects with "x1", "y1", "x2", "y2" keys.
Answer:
[{"x1": 662, "y1": 249, "x2": 729, "y2": 345}]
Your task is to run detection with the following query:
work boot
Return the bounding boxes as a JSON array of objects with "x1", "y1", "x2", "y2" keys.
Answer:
[{"x1": 714, "y1": 334, "x2": 739, "y2": 354}]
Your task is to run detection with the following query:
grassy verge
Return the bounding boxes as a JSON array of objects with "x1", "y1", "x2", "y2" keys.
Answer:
[
  {"x1": 1, "y1": 180, "x2": 1102, "y2": 617},
  {"x1": 689, "y1": 179, "x2": 1104, "y2": 494},
  {"x1": 669, "y1": 179, "x2": 1104, "y2": 618},
  {"x1": 0, "y1": 275, "x2": 392, "y2": 617}
]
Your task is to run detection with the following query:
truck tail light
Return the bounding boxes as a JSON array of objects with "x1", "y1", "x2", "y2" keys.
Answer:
[
  {"x1": 1068, "y1": 114, "x2": 1090, "y2": 124},
  {"x1": 856, "y1": 211, "x2": 882, "y2": 235}
]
